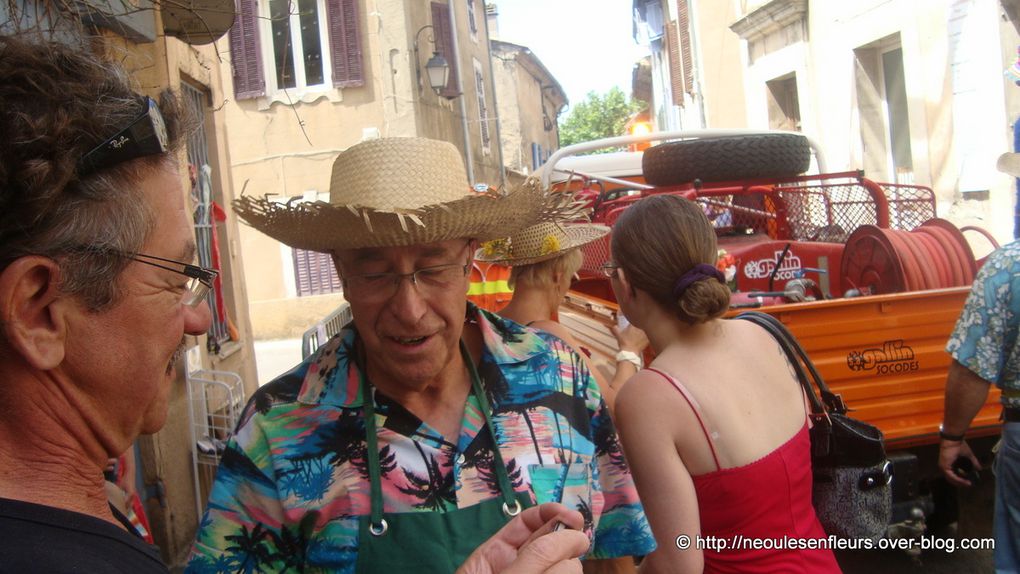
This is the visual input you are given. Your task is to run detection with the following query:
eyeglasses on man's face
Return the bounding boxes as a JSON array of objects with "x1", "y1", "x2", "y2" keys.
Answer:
[
  {"x1": 342, "y1": 261, "x2": 470, "y2": 302},
  {"x1": 599, "y1": 261, "x2": 622, "y2": 278},
  {"x1": 128, "y1": 253, "x2": 218, "y2": 307},
  {"x1": 77, "y1": 96, "x2": 169, "y2": 176},
  {"x1": 71, "y1": 248, "x2": 217, "y2": 307}
]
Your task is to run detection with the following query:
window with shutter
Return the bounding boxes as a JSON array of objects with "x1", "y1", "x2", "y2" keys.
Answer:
[
  {"x1": 665, "y1": 19, "x2": 684, "y2": 107},
  {"x1": 677, "y1": 0, "x2": 694, "y2": 96},
  {"x1": 473, "y1": 58, "x2": 490, "y2": 152},
  {"x1": 466, "y1": 0, "x2": 478, "y2": 42},
  {"x1": 293, "y1": 248, "x2": 343, "y2": 296},
  {"x1": 431, "y1": 2, "x2": 461, "y2": 98},
  {"x1": 231, "y1": 0, "x2": 362, "y2": 99},
  {"x1": 228, "y1": 0, "x2": 266, "y2": 99},
  {"x1": 327, "y1": 0, "x2": 363, "y2": 87}
]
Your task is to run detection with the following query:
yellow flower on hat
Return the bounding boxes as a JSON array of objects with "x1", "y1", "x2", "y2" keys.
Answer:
[
  {"x1": 481, "y1": 238, "x2": 508, "y2": 258},
  {"x1": 540, "y1": 234, "x2": 560, "y2": 255}
]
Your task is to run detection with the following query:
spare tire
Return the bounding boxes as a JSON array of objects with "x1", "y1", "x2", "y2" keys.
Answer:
[{"x1": 642, "y1": 133, "x2": 811, "y2": 186}]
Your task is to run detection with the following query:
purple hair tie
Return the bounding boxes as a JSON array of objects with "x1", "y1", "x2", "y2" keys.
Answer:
[{"x1": 672, "y1": 263, "x2": 725, "y2": 299}]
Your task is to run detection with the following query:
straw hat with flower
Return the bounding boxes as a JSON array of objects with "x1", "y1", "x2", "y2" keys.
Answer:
[
  {"x1": 233, "y1": 137, "x2": 582, "y2": 252},
  {"x1": 475, "y1": 221, "x2": 610, "y2": 266}
]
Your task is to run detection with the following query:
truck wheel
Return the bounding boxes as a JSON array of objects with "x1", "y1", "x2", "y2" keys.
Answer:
[{"x1": 642, "y1": 133, "x2": 812, "y2": 185}]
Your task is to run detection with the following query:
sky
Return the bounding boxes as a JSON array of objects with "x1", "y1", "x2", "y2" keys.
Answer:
[{"x1": 492, "y1": 0, "x2": 649, "y2": 113}]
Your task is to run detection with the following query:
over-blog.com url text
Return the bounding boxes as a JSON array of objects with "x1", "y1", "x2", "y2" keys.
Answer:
[{"x1": 674, "y1": 534, "x2": 995, "y2": 553}]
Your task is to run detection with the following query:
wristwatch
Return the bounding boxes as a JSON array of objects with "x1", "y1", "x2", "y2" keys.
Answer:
[
  {"x1": 939, "y1": 423, "x2": 965, "y2": 442},
  {"x1": 615, "y1": 350, "x2": 642, "y2": 369}
]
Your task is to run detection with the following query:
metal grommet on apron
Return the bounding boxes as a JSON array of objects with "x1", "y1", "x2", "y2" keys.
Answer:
[
  {"x1": 355, "y1": 340, "x2": 532, "y2": 573},
  {"x1": 368, "y1": 518, "x2": 388, "y2": 536},
  {"x1": 502, "y1": 499, "x2": 522, "y2": 517}
]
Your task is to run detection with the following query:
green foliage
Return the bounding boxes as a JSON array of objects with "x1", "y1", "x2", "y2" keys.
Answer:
[{"x1": 558, "y1": 87, "x2": 645, "y2": 151}]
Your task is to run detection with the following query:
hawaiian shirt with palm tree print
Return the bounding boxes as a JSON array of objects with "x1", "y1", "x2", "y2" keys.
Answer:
[
  {"x1": 947, "y1": 240, "x2": 1020, "y2": 406},
  {"x1": 187, "y1": 304, "x2": 655, "y2": 573}
]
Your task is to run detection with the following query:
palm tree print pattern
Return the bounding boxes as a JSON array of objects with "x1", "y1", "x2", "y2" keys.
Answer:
[{"x1": 187, "y1": 306, "x2": 655, "y2": 573}]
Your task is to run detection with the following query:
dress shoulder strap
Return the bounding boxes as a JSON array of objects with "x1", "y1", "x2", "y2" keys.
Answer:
[{"x1": 645, "y1": 367, "x2": 721, "y2": 471}]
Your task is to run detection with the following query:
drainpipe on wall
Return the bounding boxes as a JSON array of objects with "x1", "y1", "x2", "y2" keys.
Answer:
[
  {"x1": 447, "y1": 0, "x2": 475, "y2": 184},
  {"x1": 482, "y1": 0, "x2": 506, "y2": 189}
]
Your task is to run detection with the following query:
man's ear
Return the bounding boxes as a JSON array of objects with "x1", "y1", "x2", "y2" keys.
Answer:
[{"x1": 0, "y1": 257, "x2": 70, "y2": 370}]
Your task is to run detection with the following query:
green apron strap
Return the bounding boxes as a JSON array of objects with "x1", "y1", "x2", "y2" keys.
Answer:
[
  {"x1": 359, "y1": 367, "x2": 388, "y2": 535},
  {"x1": 359, "y1": 339, "x2": 522, "y2": 538},
  {"x1": 460, "y1": 341, "x2": 521, "y2": 517}
]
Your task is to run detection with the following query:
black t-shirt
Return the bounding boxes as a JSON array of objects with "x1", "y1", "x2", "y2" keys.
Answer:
[{"x1": 0, "y1": 497, "x2": 168, "y2": 573}]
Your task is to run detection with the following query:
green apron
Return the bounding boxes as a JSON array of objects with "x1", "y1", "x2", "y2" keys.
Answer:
[{"x1": 355, "y1": 342, "x2": 532, "y2": 573}]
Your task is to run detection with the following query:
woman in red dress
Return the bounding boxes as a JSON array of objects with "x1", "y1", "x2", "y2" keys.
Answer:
[{"x1": 608, "y1": 195, "x2": 841, "y2": 574}]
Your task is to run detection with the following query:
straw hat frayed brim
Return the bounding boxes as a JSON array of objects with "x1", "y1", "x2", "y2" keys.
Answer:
[
  {"x1": 998, "y1": 152, "x2": 1020, "y2": 178},
  {"x1": 475, "y1": 224, "x2": 610, "y2": 266},
  {"x1": 234, "y1": 178, "x2": 585, "y2": 252}
]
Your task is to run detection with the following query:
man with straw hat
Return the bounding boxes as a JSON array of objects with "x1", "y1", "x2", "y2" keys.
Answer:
[
  {"x1": 475, "y1": 222, "x2": 649, "y2": 412},
  {"x1": 189, "y1": 138, "x2": 654, "y2": 573},
  {"x1": 937, "y1": 152, "x2": 1020, "y2": 572}
]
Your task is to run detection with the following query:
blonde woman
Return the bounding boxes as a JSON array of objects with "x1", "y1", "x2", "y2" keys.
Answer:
[{"x1": 477, "y1": 222, "x2": 648, "y2": 411}]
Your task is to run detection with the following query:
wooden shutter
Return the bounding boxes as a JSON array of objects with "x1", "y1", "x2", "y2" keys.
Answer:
[
  {"x1": 431, "y1": 1, "x2": 460, "y2": 98},
  {"x1": 327, "y1": 0, "x2": 363, "y2": 87},
  {"x1": 228, "y1": 0, "x2": 265, "y2": 99},
  {"x1": 293, "y1": 248, "x2": 342, "y2": 296},
  {"x1": 678, "y1": 0, "x2": 694, "y2": 95},
  {"x1": 474, "y1": 64, "x2": 489, "y2": 148},
  {"x1": 665, "y1": 19, "x2": 684, "y2": 106}
]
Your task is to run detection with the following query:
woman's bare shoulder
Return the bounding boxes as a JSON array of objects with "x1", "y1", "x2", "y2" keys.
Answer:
[{"x1": 615, "y1": 367, "x2": 683, "y2": 411}]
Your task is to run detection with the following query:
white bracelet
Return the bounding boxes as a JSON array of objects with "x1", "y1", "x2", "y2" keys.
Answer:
[{"x1": 615, "y1": 350, "x2": 642, "y2": 369}]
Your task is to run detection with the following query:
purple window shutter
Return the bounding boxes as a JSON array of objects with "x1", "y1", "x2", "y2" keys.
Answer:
[
  {"x1": 431, "y1": 2, "x2": 459, "y2": 98},
  {"x1": 228, "y1": 0, "x2": 265, "y2": 100},
  {"x1": 327, "y1": 0, "x2": 364, "y2": 88}
]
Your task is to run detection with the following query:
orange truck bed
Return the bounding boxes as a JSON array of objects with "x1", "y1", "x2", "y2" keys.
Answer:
[{"x1": 561, "y1": 286, "x2": 1001, "y2": 451}]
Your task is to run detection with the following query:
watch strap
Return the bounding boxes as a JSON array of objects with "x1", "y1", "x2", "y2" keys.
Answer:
[{"x1": 939, "y1": 424, "x2": 965, "y2": 442}]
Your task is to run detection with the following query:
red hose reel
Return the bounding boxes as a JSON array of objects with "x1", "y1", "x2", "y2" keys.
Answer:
[{"x1": 841, "y1": 218, "x2": 981, "y2": 295}]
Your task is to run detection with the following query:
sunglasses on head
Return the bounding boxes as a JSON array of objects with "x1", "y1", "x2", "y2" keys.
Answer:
[{"x1": 77, "y1": 96, "x2": 169, "y2": 176}]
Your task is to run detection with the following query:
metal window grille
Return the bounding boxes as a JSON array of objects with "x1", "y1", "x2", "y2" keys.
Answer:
[{"x1": 182, "y1": 83, "x2": 231, "y2": 350}]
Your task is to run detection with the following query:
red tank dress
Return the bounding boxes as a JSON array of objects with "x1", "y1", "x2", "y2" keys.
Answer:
[{"x1": 646, "y1": 368, "x2": 842, "y2": 573}]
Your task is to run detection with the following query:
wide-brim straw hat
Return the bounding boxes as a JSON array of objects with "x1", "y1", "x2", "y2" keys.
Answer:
[
  {"x1": 998, "y1": 152, "x2": 1020, "y2": 178},
  {"x1": 233, "y1": 137, "x2": 579, "y2": 252},
  {"x1": 475, "y1": 221, "x2": 610, "y2": 266}
]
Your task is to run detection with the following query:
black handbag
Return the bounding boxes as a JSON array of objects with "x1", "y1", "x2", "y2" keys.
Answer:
[{"x1": 735, "y1": 311, "x2": 892, "y2": 541}]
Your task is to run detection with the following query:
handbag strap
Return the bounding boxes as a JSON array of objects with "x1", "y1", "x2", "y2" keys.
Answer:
[
  {"x1": 734, "y1": 312, "x2": 838, "y2": 459},
  {"x1": 734, "y1": 311, "x2": 846, "y2": 416}
]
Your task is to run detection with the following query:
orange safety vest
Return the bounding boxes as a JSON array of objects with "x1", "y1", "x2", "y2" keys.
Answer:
[{"x1": 468, "y1": 262, "x2": 513, "y2": 313}]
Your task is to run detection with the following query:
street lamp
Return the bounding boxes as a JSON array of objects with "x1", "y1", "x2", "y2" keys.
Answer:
[
  {"x1": 414, "y1": 25, "x2": 455, "y2": 98},
  {"x1": 424, "y1": 51, "x2": 450, "y2": 93}
]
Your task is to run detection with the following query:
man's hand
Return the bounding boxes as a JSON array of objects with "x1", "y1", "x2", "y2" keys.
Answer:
[
  {"x1": 939, "y1": 439, "x2": 982, "y2": 487},
  {"x1": 939, "y1": 361, "x2": 993, "y2": 488},
  {"x1": 457, "y1": 503, "x2": 590, "y2": 574}
]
